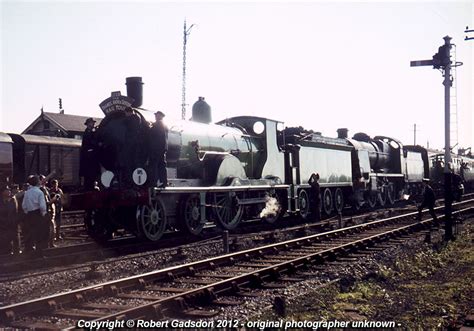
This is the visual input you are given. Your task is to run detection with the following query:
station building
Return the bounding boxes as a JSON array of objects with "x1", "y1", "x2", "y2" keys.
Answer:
[{"x1": 23, "y1": 110, "x2": 102, "y2": 139}]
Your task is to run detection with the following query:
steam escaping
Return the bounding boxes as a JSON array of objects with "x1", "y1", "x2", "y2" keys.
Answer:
[
  {"x1": 259, "y1": 196, "x2": 281, "y2": 219},
  {"x1": 402, "y1": 194, "x2": 410, "y2": 201}
]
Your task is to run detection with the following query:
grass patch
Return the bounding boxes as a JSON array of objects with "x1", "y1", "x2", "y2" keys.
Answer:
[{"x1": 260, "y1": 224, "x2": 473, "y2": 329}]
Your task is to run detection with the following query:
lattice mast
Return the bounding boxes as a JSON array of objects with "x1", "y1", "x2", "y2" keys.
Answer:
[{"x1": 181, "y1": 20, "x2": 195, "y2": 120}]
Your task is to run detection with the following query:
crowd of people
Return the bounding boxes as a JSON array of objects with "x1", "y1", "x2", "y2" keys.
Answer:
[{"x1": 0, "y1": 175, "x2": 64, "y2": 256}]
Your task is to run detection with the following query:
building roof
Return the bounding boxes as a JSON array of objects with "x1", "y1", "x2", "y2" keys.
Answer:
[
  {"x1": 22, "y1": 112, "x2": 103, "y2": 135},
  {"x1": 43, "y1": 112, "x2": 103, "y2": 132}
]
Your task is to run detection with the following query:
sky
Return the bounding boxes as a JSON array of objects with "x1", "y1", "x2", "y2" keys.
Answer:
[{"x1": 1, "y1": 1, "x2": 473, "y2": 151}]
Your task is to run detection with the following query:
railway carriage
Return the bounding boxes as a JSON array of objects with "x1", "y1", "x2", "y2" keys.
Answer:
[
  {"x1": 0, "y1": 133, "x2": 13, "y2": 185},
  {"x1": 8, "y1": 134, "x2": 81, "y2": 190},
  {"x1": 0, "y1": 132, "x2": 81, "y2": 190}
]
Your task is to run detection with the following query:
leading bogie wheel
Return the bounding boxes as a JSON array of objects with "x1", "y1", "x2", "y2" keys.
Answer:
[
  {"x1": 212, "y1": 191, "x2": 243, "y2": 230},
  {"x1": 178, "y1": 194, "x2": 204, "y2": 236},
  {"x1": 139, "y1": 198, "x2": 167, "y2": 241}
]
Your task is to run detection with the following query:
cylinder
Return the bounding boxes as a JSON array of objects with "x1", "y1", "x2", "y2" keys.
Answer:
[{"x1": 126, "y1": 77, "x2": 143, "y2": 108}]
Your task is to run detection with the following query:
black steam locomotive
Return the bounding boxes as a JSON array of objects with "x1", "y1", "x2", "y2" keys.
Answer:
[{"x1": 78, "y1": 77, "x2": 473, "y2": 242}]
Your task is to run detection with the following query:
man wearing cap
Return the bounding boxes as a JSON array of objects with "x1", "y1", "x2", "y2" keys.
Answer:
[
  {"x1": 148, "y1": 111, "x2": 168, "y2": 188},
  {"x1": 80, "y1": 117, "x2": 99, "y2": 191},
  {"x1": 417, "y1": 178, "x2": 437, "y2": 222}
]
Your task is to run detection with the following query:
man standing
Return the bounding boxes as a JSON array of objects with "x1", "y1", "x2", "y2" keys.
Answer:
[
  {"x1": 10, "y1": 184, "x2": 22, "y2": 254},
  {"x1": 22, "y1": 175, "x2": 47, "y2": 253},
  {"x1": 452, "y1": 173, "x2": 463, "y2": 202},
  {"x1": 49, "y1": 179, "x2": 64, "y2": 240},
  {"x1": 0, "y1": 185, "x2": 18, "y2": 255},
  {"x1": 39, "y1": 175, "x2": 57, "y2": 248},
  {"x1": 417, "y1": 178, "x2": 437, "y2": 221},
  {"x1": 148, "y1": 111, "x2": 168, "y2": 188},
  {"x1": 80, "y1": 118, "x2": 99, "y2": 191},
  {"x1": 308, "y1": 173, "x2": 321, "y2": 221}
]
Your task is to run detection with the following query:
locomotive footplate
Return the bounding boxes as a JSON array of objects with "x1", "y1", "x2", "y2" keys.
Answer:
[
  {"x1": 150, "y1": 184, "x2": 290, "y2": 197},
  {"x1": 236, "y1": 197, "x2": 269, "y2": 205}
]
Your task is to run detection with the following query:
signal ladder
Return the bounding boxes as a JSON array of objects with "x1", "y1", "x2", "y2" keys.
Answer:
[{"x1": 450, "y1": 44, "x2": 459, "y2": 150}]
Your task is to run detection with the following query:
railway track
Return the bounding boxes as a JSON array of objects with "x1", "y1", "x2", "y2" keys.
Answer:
[
  {"x1": 1, "y1": 198, "x2": 472, "y2": 329},
  {"x1": 1, "y1": 193, "x2": 471, "y2": 276},
  {"x1": 0, "y1": 202, "x2": 417, "y2": 276}
]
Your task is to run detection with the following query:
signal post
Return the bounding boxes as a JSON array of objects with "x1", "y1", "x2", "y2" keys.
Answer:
[{"x1": 411, "y1": 36, "x2": 461, "y2": 241}]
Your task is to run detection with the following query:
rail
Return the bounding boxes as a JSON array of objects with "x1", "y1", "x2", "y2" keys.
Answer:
[{"x1": 1, "y1": 199, "x2": 472, "y2": 328}]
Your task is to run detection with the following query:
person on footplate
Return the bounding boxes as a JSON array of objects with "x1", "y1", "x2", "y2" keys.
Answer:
[
  {"x1": 22, "y1": 175, "x2": 47, "y2": 254},
  {"x1": 308, "y1": 173, "x2": 321, "y2": 221},
  {"x1": 417, "y1": 178, "x2": 437, "y2": 222},
  {"x1": 0, "y1": 185, "x2": 18, "y2": 255},
  {"x1": 80, "y1": 117, "x2": 99, "y2": 191},
  {"x1": 148, "y1": 110, "x2": 168, "y2": 188}
]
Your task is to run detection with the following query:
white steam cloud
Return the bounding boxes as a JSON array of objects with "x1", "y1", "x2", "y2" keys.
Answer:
[{"x1": 259, "y1": 196, "x2": 281, "y2": 219}]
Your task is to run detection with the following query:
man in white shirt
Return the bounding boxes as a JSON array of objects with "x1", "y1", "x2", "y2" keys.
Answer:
[{"x1": 22, "y1": 175, "x2": 47, "y2": 253}]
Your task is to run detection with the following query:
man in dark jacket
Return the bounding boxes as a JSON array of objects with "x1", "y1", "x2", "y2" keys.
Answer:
[
  {"x1": 308, "y1": 173, "x2": 321, "y2": 221},
  {"x1": 0, "y1": 185, "x2": 18, "y2": 255},
  {"x1": 417, "y1": 178, "x2": 437, "y2": 221},
  {"x1": 148, "y1": 111, "x2": 168, "y2": 188},
  {"x1": 452, "y1": 173, "x2": 464, "y2": 202}
]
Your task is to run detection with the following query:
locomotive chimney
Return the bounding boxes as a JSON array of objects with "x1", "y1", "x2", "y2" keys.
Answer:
[
  {"x1": 191, "y1": 96, "x2": 212, "y2": 124},
  {"x1": 337, "y1": 128, "x2": 348, "y2": 139},
  {"x1": 125, "y1": 77, "x2": 143, "y2": 108}
]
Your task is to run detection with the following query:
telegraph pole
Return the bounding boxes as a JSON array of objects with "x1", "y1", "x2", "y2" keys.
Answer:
[
  {"x1": 181, "y1": 20, "x2": 195, "y2": 120},
  {"x1": 411, "y1": 35, "x2": 463, "y2": 241},
  {"x1": 442, "y1": 36, "x2": 453, "y2": 241}
]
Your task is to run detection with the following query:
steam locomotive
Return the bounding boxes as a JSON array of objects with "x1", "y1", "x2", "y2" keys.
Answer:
[{"x1": 75, "y1": 77, "x2": 473, "y2": 242}]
